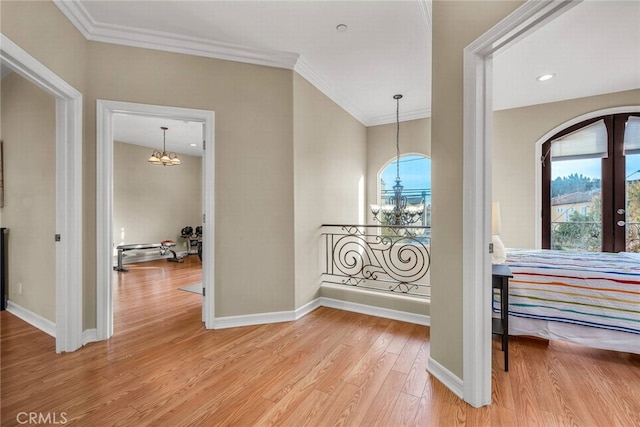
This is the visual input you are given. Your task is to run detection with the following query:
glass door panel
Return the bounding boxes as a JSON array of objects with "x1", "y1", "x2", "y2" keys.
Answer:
[
  {"x1": 625, "y1": 155, "x2": 640, "y2": 252},
  {"x1": 550, "y1": 158, "x2": 602, "y2": 251}
]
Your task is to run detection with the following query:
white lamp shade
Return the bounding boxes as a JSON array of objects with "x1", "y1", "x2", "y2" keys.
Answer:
[
  {"x1": 492, "y1": 235, "x2": 506, "y2": 264},
  {"x1": 492, "y1": 202, "x2": 502, "y2": 236}
]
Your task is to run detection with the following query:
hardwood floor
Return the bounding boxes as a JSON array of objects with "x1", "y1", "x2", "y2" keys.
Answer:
[{"x1": 2, "y1": 256, "x2": 640, "y2": 426}]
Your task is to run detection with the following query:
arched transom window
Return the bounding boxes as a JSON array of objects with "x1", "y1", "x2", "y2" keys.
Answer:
[{"x1": 377, "y1": 154, "x2": 431, "y2": 227}]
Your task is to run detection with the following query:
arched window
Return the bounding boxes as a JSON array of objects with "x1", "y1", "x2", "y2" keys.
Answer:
[
  {"x1": 377, "y1": 154, "x2": 431, "y2": 227},
  {"x1": 541, "y1": 112, "x2": 640, "y2": 252}
]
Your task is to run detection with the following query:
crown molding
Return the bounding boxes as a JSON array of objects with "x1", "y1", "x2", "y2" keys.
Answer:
[
  {"x1": 417, "y1": 0, "x2": 432, "y2": 36},
  {"x1": 53, "y1": 0, "x2": 299, "y2": 69},
  {"x1": 53, "y1": 0, "x2": 94, "y2": 39},
  {"x1": 367, "y1": 108, "x2": 432, "y2": 127},
  {"x1": 53, "y1": 0, "x2": 431, "y2": 128},
  {"x1": 295, "y1": 58, "x2": 431, "y2": 127},
  {"x1": 293, "y1": 57, "x2": 369, "y2": 126}
]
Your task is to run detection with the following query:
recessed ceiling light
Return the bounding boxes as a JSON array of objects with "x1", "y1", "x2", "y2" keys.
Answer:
[
  {"x1": 336, "y1": 24, "x2": 348, "y2": 33},
  {"x1": 536, "y1": 73, "x2": 556, "y2": 82},
  {"x1": 189, "y1": 143, "x2": 197, "y2": 147}
]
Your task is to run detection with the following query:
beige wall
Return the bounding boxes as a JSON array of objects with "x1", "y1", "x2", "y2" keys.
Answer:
[
  {"x1": 2, "y1": 0, "x2": 296, "y2": 324},
  {"x1": 1, "y1": 0, "x2": 89, "y2": 325},
  {"x1": 493, "y1": 89, "x2": 640, "y2": 249},
  {"x1": 430, "y1": 0, "x2": 523, "y2": 379},
  {"x1": 293, "y1": 74, "x2": 367, "y2": 308},
  {"x1": 113, "y1": 142, "x2": 202, "y2": 251},
  {"x1": 0, "y1": 72, "x2": 56, "y2": 322},
  {"x1": 0, "y1": 1, "x2": 87, "y2": 93},
  {"x1": 366, "y1": 118, "x2": 431, "y2": 223},
  {"x1": 87, "y1": 44, "x2": 295, "y2": 319}
]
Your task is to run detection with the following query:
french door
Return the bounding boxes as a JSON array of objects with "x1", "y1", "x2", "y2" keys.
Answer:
[{"x1": 542, "y1": 112, "x2": 640, "y2": 252}]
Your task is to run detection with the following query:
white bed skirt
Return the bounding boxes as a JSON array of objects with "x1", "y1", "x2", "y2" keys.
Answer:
[{"x1": 509, "y1": 315, "x2": 640, "y2": 355}]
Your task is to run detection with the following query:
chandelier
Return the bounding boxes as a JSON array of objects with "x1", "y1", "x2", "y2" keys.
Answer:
[
  {"x1": 148, "y1": 126, "x2": 181, "y2": 166},
  {"x1": 370, "y1": 94, "x2": 424, "y2": 226}
]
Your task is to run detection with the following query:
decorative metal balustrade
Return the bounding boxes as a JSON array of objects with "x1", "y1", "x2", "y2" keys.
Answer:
[{"x1": 322, "y1": 224, "x2": 431, "y2": 297}]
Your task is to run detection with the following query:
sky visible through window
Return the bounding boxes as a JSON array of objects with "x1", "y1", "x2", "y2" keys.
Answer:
[
  {"x1": 380, "y1": 155, "x2": 431, "y2": 205},
  {"x1": 552, "y1": 156, "x2": 640, "y2": 181}
]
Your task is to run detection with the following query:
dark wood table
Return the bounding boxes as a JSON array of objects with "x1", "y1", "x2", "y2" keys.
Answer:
[{"x1": 492, "y1": 264, "x2": 513, "y2": 371}]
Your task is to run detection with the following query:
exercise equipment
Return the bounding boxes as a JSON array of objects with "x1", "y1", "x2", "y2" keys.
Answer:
[
  {"x1": 181, "y1": 225, "x2": 202, "y2": 255},
  {"x1": 113, "y1": 240, "x2": 183, "y2": 272}
]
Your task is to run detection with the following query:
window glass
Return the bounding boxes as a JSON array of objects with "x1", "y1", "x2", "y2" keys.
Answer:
[
  {"x1": 550, "y1": 158, "x2": 602, "y2": 251},
  {"x1": 625, "y1": 153, "x2": 640, "y2": 252},
  {"x1": 379, "y1": 155, "x2": 431, "y2": 227}
]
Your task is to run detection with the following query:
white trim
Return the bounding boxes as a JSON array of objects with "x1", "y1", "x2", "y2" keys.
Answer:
[
  {"x1": 294, "y1": 58, "x2": 369, "y2": 126},
  {"x1": 533, "y1": 105, "x2": 640, "y2": 248},
  {"x1": 295, "y1": 298, "x2": 322, "y2": 320},
  {"x1": 295, "y1": 56, "x2": 431, "y2": 127},
  {"x1": 0, "y1": 34, "x2": 83, "y2": 353},
  {"x1": 417, "y1": 0, "x2": 432, "y2": 34},
  {"x1": 427, "y1": 356, "x2": 463, "y2": 399},
  {"x1": 82, "y1": 328, "x2": 98, "y2": 346},
  {"x1": 52, "y1": 0, "x2": 299, "y2": 70},
  {"x1": 319, "y1": 297, "x2": 430, "y2": 326},
  {"x1": 52, "y1": 0, "x2": 428, "y2": 128},
  {"x1": 6, "y1": 301, "x2": 56, "y2": 338},
  {"x1": 295, "y1": 57, "x2": 430, "y2": 126},
  {"x1": 367, "y1": 108, "x2": 432, "y2": 127},
  {"x1": 213, "y1": 297, "x2": 429, "y2": 330},
  {"x1": 96, "y1": 100, "x2": 215, "y2": 340},
  {"x1": 461, "y1": 0, "x2": 580, "y2": 408},
  {"x1": 214, "y1": 310, "x2": 296, "y2": 330}
]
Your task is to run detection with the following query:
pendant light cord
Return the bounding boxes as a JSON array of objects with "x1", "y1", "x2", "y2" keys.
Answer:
[
  {"x1": 163, "y1": 128, "x2": 167, "y2": 151},
  {"x1": 395, "y1": 95, "x2": 401, "y2": 182}
]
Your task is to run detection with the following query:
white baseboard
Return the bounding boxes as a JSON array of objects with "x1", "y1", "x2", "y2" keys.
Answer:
[
  {"x1": 319, "y1": 296, "x2": 430, "y2": 326},
  {"x1": 295, "y1": 297, "x2": 322, "y2": 319},
  {"x1": 213, "y1": 296, "x2": 429, "y2": 329},
  {"x1": 82, "y1": 328, "x2": 98, "y2": 346},
  {"x1": 6, "y1": 300, "x2": 56, "y2": 338},
  {"x1": 427, "y1": 356, "x2": 464, "y2": 399},
  {"x1": 214, "y1": 309, "x2": 296, "y2": 329}
]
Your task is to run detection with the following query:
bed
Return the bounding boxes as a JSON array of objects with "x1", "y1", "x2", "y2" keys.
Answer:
[{"x1": 499, "y1": 249, "x2": 640, "y2": 354}]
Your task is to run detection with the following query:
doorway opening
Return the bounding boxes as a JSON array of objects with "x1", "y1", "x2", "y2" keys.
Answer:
[
  {"x1": 111, "y1": 114, "x2": 205, "y2": 332},
  {"x1": 96, "y1": 100, "x2": 215, "y2": 340},
  {"x1": 0, "y1": 34, "x2": 83, "y2": 352},
  {"x1": 461, "y1": 1, "x2": 580, "y2": 407}
]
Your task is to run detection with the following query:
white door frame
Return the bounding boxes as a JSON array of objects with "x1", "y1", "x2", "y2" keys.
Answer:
[
  {"x1": 0, "y1": 34, "x2": 83, "y2": 352},
  {"x1": 96, "y1": 100, "x2": 215, "y2": 340},
  {"x1": 462, "y1": 0, "x2": 580, "y2": 407}
]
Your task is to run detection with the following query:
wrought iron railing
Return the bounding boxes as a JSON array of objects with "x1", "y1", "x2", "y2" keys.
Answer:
[{"x1": 321, "y1": 224, "x2": 431, "y2": 297}]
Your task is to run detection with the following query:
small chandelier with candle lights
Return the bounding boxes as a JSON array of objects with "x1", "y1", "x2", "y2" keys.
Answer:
[{"x1": 148, "y1": 126, "x2": 181, "y2": 166}]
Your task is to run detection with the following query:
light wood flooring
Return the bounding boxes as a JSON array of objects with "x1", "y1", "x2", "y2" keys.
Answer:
[{"x1": 2, "y1": 256, "x2": 640, "y2": 426}]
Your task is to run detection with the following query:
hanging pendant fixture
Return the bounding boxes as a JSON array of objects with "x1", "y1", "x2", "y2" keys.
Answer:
[
  {"x1": 370, "y1": 94, "x2": 424, "y2": 226},
  {"x1": 148, "y1": 126, "x2": 181, "y2": 166}
]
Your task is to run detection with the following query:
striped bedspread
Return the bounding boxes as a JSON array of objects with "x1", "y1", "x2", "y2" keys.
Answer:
[{"x1": 501, "y1": 249, "x2": 640, "y2": 335}]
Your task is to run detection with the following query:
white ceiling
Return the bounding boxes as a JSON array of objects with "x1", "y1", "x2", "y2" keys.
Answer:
[
  {"x1": 493, "y1": 0, "x2": 640, "y2": 111},
  {"x1": 29, "y1": 0, "x2": 639, "y2": 153},
  {"x1": 113, "y1": 115, "x2": 204, "y2": 157}
]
